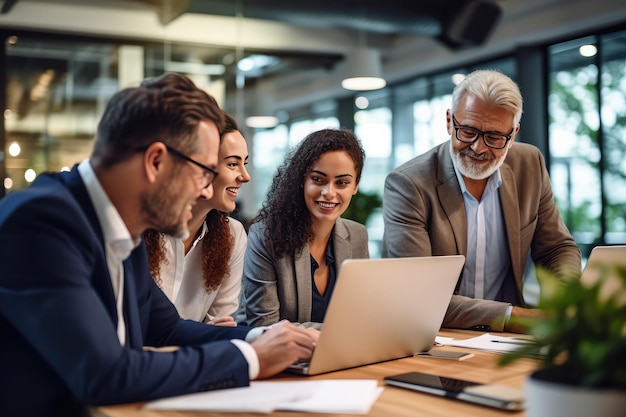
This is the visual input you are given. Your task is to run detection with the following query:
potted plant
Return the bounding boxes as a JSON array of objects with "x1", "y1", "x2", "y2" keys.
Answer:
[
  {"x1": 498, "y1": 259, "x2": 626, "y2": 417},
  {"x1": 342, "y1": 190, "x2": 382, "y2": 226}
]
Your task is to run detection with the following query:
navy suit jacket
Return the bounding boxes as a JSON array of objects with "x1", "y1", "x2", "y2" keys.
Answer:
[{"x1": 0, "y1": 167, "x2": 252, "y2": 417}]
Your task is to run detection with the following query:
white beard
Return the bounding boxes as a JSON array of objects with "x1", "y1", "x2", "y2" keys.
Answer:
[{"x1": 449, "y1": 141, "x2": 508, "y2": 180}]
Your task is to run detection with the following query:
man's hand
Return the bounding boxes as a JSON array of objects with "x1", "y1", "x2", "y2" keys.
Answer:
[
  {"x1": 207, "y1": 316, "x2": 237, "y2": 327},
  {"x1": 251, "y1": 321, "x2": 320, "y2": 379},
  {"x1": 505, "y1": 306, "x2": 545, "y2": 333}
]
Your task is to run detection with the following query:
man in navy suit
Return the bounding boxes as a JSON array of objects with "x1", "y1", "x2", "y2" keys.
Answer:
[{"x1": 0, "y1": 73, "x2": 317, "y2": 417}]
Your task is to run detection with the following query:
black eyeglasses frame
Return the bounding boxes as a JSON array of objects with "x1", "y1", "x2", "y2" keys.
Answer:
[
  {"x1": 452, "y1": 115, "x2": 514, "y2": 150},
  {"x1": 135, "y1": 142, "x2": 219, "y2": 189}
]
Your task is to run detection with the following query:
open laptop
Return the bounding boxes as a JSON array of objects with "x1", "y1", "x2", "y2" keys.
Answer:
[
  {"x1": 288, "y1": 255, "x2": 465, "y2": 375},
  {"x1": 581, "y1": 245, "x2": 626, "y2": 297}
]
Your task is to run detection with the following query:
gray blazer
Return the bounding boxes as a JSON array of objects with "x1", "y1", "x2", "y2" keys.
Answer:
[
  {"x1": 382, "y1": 141, "x2": 581, "y2": 331},
  {"x1": 237, "y1": 217, "x2": 369, "y2": 329}
]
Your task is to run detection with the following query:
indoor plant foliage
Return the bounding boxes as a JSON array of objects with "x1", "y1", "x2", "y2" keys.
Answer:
[
  {"x1": 499, "y1": 262, "x2": 626, "y2": 388},
  {"x1": 341, "y1": 190, "x2": 382, "y2": 226}
]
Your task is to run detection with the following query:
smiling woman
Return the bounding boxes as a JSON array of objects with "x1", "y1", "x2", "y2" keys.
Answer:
[
  {"x1": 144, "y1": 112, "x2": 251, "y2": 325},
  {"x1": 236, "y1": 128, "x2": 370, "y2": 330}
]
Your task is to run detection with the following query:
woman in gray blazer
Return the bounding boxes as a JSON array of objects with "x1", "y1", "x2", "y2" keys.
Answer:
[{"x1": 237, "y1": 129, "x2": 369, "y2": 329}]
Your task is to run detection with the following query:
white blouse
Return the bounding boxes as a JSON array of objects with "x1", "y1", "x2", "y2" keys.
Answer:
[{"x1": 158, "y1": 217, "x2": 247, "y2": 323}]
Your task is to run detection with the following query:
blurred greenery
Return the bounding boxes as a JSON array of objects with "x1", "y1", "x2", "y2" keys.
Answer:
[
  {"x1": 549, "y1": 58, "x2": 626, "y2": 244},
  {"x1": 342, "y1": 189, "x2": 382, "y2": 226},
  {"x1": 499, "y1": 263, "x2": 626, "y2": 388}
]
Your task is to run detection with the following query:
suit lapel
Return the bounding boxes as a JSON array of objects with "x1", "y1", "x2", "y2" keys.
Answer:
[
  {"x1": 65, "y1": 166, "x2": 142, "y2": 346},
  {"x1": 332, "y1": 219, "x2": 352, "y2": 266},
  {"x1": 294, "y1": 245, "x2": 313, "y2": 323},
  {"x1": 294, "y1": 221, "x2": 351, "y2": 323},
  {"x1": 63, "y1": 167, "x2": 103, "y2": 239},
  {"x1": 498, "y1": 164, "x2": 524, "y2": 291},
  {"x1": 63, "y1": 167, "x2": 119, "y2": 318},
  {"x1": 437, "y1": 144, "x2": 468, "y2": 255},
  {"x1": 122, "y1": 258, "x2": 142, "y2": 349}
]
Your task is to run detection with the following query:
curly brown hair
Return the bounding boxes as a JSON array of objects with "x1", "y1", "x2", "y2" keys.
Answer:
[
  {"x1": 200, "y1": 210, "x2": 234, "y2": 291},
  {"x1": 144, "y1": 112, "x2": 240, "y2": 293},
  {"x1": 253, "y1": 128, "x2": 365, "y2": 258},
  {"x1": 144, "y1": 230, "x2": 167, "y2": 287},
  {"x1": 144, "y1": 210, "x2": 234, "y2": 293}
]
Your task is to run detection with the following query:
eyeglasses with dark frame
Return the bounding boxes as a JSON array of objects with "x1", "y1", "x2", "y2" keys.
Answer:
[
  {"x1": 452, "y1": 115, "x2": 514, "y2": 149},
  {"x1": 136, "y1": 142, "x2": 219, "y2": 189}
]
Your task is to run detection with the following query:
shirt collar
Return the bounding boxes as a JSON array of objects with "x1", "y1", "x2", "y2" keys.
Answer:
[
  {"x1": 191, "y1": 220, "x2": 209, "y2": 250},
  {"x1": 77, "y1": 159, "x2": 140, "y2": 260},
  {"x1": 310, "y1": 231, "x2": 336, "y2": 269}
]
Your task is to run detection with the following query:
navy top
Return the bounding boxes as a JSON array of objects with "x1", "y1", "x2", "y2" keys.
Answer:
[{"x1": 310, "y1": 237, "x2": 337, "y2": 322}]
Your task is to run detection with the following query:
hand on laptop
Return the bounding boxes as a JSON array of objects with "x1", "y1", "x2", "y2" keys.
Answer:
[{"x1": 252, "y1": 320, "x2": 320, "y2": 379}]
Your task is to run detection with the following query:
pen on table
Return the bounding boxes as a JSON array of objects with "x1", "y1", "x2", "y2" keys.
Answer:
[{"x1": 491, "y1": 339, "x2": 531, "y2": 345}]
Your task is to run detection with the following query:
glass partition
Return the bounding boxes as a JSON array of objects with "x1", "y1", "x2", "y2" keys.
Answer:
[
  {"x1": 548, "y1": 29, "x2": 626, "y2": 256},
  {"x1": 4, "y1": 35, "x2": 118, "y2": 193}
]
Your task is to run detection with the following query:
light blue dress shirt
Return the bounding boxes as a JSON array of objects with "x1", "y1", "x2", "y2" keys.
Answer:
[{"x1": 451, "y1": 160, "x2": 512, "y2": 301}]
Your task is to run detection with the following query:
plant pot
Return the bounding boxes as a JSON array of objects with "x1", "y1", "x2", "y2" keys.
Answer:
[{"x1": 525, "y1": 369, "x2": 626, "y2": 417}]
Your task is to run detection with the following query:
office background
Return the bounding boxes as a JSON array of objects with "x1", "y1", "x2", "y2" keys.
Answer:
[{"x1": 1, "y1": 0, "x2": 625, "y2": 260}]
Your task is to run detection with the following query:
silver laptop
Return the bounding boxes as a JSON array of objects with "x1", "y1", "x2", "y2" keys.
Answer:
[
  {"x1": 289, "y1": 255, "x2": 465, "y2": 375},
  {"x1": 581, "y1": 245, "x2": 626, "y2": 295}
]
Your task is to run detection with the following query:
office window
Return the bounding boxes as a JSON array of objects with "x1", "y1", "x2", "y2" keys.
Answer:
[
  {"x1": 548, "y1": 30, "x2": 626, "y2": 255},
  {"x1": 1, "y1": 33, "x2": 229, "y2": 198},
  {"x1": 3, "y1": 36, "x2": 119, "y2": 194},
  {"x1": 413, "y1": 96, "x2": 451, "y2": 157},
  {"x1": 289, "y1": 117, "x2": 340, "y2": 147},
  {"x1": 249, "y1": 124, "x2": 289, "y2": 212},
  {"x1": 354, "y1": 106, "x2": 392, "y2": 195},
  {"x1": 600, "y1": 30, "x2": 626, "y2": 245},
  {"x1": 249, "y1": 117, "x2": 339, "y2": 216},
  {"x1": 353, "y1": 105, "x2": 391, "y2": 258}
]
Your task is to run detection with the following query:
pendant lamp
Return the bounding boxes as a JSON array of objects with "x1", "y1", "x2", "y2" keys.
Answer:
[{"x1": 341, "y1": 47, "x2": 386, "y2": 91}]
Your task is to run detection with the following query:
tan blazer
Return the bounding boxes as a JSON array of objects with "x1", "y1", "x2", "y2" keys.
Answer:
[
  {"x1": 382, "y1": 141, "x2": 581, "y2": 331},
  {"x1": 238, "y1": 217, "x2": 369, "y2": 329}
]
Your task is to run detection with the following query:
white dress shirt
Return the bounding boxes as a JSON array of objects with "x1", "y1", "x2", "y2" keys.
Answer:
[
  {"x1": 77, "y1": 160, "x2": 140, "y2": 346},
  {"x1": 451, "y1": 159, "x2": 514, "y2": 322},
  {"x1": 76, "y1": 160, "x2": 263, "y2": 377},
  {"x1": 159, "y1": 218, "x2": 246, "y2": 322}
]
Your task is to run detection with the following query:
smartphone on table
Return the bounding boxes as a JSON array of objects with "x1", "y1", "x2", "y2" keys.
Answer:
[{"x1": 384, "y1": 371, "x2": 525, "y2": 411}]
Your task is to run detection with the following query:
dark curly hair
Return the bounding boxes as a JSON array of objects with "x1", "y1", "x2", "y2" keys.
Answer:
[
  {"x1": 145, "y1": 112, "x2": 240, "y2": 293},
  {"x1": 254, "y1": 128, "x2": 365, "y2": 258}
]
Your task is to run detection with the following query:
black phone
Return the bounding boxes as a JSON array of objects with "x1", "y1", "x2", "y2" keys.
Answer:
[{"x1": 384, "y1": 371, "x2": 525, "y2": 411}]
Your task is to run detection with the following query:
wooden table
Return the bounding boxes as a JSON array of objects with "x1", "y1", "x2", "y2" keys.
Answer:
[{"x1": 94, "y1": 329, "x2": 537, "y2": 417}]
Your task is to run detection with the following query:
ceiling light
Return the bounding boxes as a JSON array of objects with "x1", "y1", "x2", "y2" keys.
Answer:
[
  {"x1": 451, "y1": 73, "x2": 466, "y2": 85},
  {"x1": 245, "y1": 115, "x2": 279, "y2": 129},
  {"x1": 8, "y1": 142, "x2": 21, "y2": 157},
  {"x1": 245, "y1": 84, "x2": 279, "y2": 129},
  {"x1": 24, "y1": 168, "x2": 37, "y2": 183},
  {"x1": 342, "y1": 47, "x2": 386, "y2": 91},
  {"x1": 579, "y1": 44, "x2": 597, "y2": 57},
  {"x1": 164, "y1": 61, "x2": 225, "y2": 75},
  {"x1": 237, "y1": 54, "x2": 280, "y2": 77},
  {"x1": 355, "y1": 96, "x2": 370, "y2": 109}
]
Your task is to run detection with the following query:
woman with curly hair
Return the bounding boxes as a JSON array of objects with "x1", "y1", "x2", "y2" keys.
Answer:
[
  {"x1": 145, "y1": 112, "x2": 250, "y2": 326},
  {"x1": 237, "y1": 128, "x2": 369, "y2": 329}
]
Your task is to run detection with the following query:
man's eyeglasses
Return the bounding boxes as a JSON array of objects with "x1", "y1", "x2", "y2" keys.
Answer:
[
  {"x1": 452, "y1": 116, "x2": 514, "y2": 150},
  {"x1": 136, "y1": 142, "x2": 218, "y2": 189}
]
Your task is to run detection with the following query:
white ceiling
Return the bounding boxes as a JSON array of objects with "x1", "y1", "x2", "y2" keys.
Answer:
[{"x1": 1, "y1": 0, "x2": 626, "y2": 114}]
